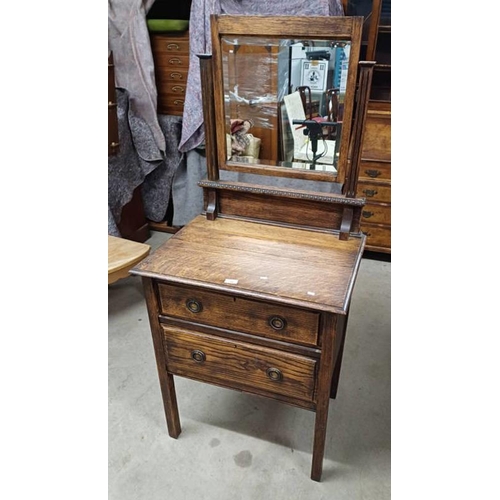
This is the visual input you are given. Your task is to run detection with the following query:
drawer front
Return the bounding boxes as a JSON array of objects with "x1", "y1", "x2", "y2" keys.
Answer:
[
  {"x1": 361, "y1": 202, "x2": 391, "y2": 225},
  {"x1": 361, "y1": 223, "x2": 391, "y2": 249},
  {"x1": 158, "y1": 283, "x2": 319, "y2": 346},
  {"x1": 158, "y1": 100, "x2": 185, "y2": 116},
  {"x1": 153, "y1": 53, "x2": 190, "y2": 68},
  {"x1": 155, "y1": 69, "x2": 189, "y2": 84},
  {"x1": 358, "y1": 181, "x2": 391, "y2": 203},
  {"x1": 163, "y1": 326, "x2": 317, "y2": 402},
  {"x1": 151, "y1": 35, "x2": 190, "y2": 55},
  {"x1": 359, "y1": 160, "x2": 391, "y2": 182},
  {"x1": 361, "y1": 109, "x2": 391, "y2": 161},
  {"x1": 158, "y1": 82, "x2": 187, "y2": 98}
]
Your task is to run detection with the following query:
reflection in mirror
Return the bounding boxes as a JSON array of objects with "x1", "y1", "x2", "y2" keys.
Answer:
[{"x1": 222, "y1": 37, "x2": 352, "y2": 173}]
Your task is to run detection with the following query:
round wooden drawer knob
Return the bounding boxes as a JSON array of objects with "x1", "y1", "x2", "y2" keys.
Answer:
[
  {"x1": 266, "y1": 367, "x2": 283, "y2": 382},
  {"x1": 186, "y1": 299, "x2": 203, "y2": 313},
  {"x1": 191, "y1": 350, "x2": 206, "y2": 363},
  {"x1": 269, "y1": 316, "x2": 287, "y2": 331}
]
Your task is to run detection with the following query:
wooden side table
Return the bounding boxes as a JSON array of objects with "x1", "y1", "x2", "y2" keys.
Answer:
[{"x1": 108, "y1": 236, "x2": 150, "y2": 285}]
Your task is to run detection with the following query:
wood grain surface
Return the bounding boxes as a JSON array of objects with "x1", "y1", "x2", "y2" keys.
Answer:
[
  {"x1": 108, "y1": 236, "x2": 150, "y2": 284},
  {"x1": 158, "y1": 282, "x2": 320, "y2": 346},
  {"x1": 162, "y1": 325, "x2": 317, "y2": 403},
  {"x1": 131, "y1": 216, "x2": 365, "y2": 313}
]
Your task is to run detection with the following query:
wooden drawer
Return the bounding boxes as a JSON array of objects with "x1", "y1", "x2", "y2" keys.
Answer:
[
  {"x1": 155, "y1": 69, "x2": 189, "y2": 84},
  {"x1": 151, "y1": 34, "x2": 190, "y2": 55},
  {"x1": 361, "y1": 223, "x2": 391, "y2": 250},
  {"x1": 359, "y1": 160, "x2": 391, "y2": 182},
  {"x1": 361, "y1": 104, "x2": 391, "y2": 161},
  {"x1": 158, "y1": 99, "x2": 185, "y2": 116},
  {"x1": 361, "y1": 202, "x2": 391, "y2": 225},
  {"x1": 158, "y1": 283, "x2": 320, "y2": 347},
  {"x1": 163, "y1": 326, "x2": 317, "y2": 403},
  {"x1": 158, "y1": 82, "x2": 187, "y2": 98},
  {"x1": 153, "y1": 53, "x2": 190, "y2": 68},
  {"x1": 358, "y1": 181, "x2": 391, "y2": 203}
]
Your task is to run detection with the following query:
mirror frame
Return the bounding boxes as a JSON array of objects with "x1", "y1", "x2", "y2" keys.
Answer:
[{"x1": 210, "y1": 15, "x2": 363, "y2": 184}]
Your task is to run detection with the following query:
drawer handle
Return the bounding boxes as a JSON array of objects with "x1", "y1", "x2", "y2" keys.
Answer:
[
  {"x1": 171, "y1": 85, "x2": 185, "y2": 93},
  {"x1": 365, "y1": 169, "x2": 381, "y2": 178},
  {"x1": 268, "y1": 316, "x2": 287, "y2": 331},
  {"x1": 174, "y1": 99, "x2": 185, "y2": 105},
  {"x1": 170, "y1": 72, "x2": 183, "y2": 80},
  {"x1": 110, "y1": 141, "x2": 120, "y2": 148},
  {"x1": 168, "y1": 58, "x2": 182, "y2": 65},
  {"x1": 186, "y1": 299, "x2": 203, "y2": 313},
  {"x1": 362, "y1": 189, "x2": 378, "y2": 197},
  {"x1": 266, "y1": 367, "x2": 283, "y2": 382},
  {"x1": 108, "y1": 101, "x2": 117, "y2": 108},
  {"x1": 362, "y1": 210, "x2": 374, "y2": 219},
  {"x1": 167, "y1": 43, "x2": 180, "y2": 51},
  {"x1": 191, "y1": 350, "x2": 206, "y2": 363},
  {"x1": 362, "y1": 231, "x2": 372, "y2": 237}
]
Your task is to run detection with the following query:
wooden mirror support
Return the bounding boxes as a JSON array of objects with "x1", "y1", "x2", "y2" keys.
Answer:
[{"x1": 199, "y1": 41, "x2": 374, "y2": 240}]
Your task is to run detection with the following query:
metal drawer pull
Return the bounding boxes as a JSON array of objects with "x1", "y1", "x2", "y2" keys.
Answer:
[
  {"x1": 173, "y1": 99, "x2": 185, "y2": 105},
  {"x1": 191, "y1": 350, "x2": 206, "y2": 363},
  {"x1": 365, "y1": 169, "x2": 381, "y2": 178},
  {"x1": 167, "y1": 43, "x2": 180, "y2": 50},
  {"x1": 108, "y1": 101, "x2": 117, "y2": 108},
  {"x1": 269, "y1": 316, "x2": 287, "y2": 331},
  {"x1": 172, "y1": 85, "x2": 184, "y2": 93},
  {"x1": 186, "y1": 299, "x2": 203, "y2": 313},
  {"x1": 362, "y1": 189, "x2": 378, "y2": 197},
  {"x1": 110, "y1": 142, "x2": 120, "y2": 148},
  {"x1": 266, "y1": 367, "x2": 283, "y2": 382},
  {"x1": 170, "y1": 72, "x2": 183, "y2": 79},
  {"x1": 168, "y1": 58, "x2": 182, "y2": 65},
  {"x1": 362, "y1": 211, "x2": 374, "y2": 219}
]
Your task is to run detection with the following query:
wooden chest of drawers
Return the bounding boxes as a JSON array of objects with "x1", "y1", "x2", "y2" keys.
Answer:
[
  {"x1": 358, "y1": 101, "x2": 391, "y2": 253},
  {"x1": 150, "y1": 31, "x2": 190, "y2": 116},
  {"x1": 131, "y1": 215, "x2": 365, "y2": 481}
]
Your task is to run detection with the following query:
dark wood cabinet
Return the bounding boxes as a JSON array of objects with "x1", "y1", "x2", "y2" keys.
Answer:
[
  {"x1": 346, "y1": 0, "x2": 391, "y2": 253},
  {"x1": 150, "y1": 31, "x2": 190, "y2": 116}
]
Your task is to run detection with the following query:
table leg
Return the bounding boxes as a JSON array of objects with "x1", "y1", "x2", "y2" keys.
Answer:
[
  {"x1": 330, "y1": 309, "x2": 350, "y2": 399},
  {"x1": 310, "y1": 313, "x2": 338, "y2": 481},
  {"x1": 311, "y1": 396, "x2": 331, "y2": 481},
  {"x1": 160, "y1": 372, "x2": 181, "y2": 438},
  {"x1": 142, "y1": 277, "x2": 181, "y2": 438}
]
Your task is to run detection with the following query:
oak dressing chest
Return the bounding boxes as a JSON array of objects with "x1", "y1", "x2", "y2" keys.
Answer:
[{"x1": 131, "y1": 15, "x2": 373, "y2": 481}]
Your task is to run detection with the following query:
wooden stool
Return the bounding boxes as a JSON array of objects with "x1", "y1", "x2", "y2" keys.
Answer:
[{"x1": 108, "y1": 235, "x2": 150, "y2": 284}]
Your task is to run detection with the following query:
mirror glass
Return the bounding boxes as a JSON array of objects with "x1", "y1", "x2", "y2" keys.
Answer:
[{"x1": 221, "y1": 36, "x2": 352, "y2": 174}]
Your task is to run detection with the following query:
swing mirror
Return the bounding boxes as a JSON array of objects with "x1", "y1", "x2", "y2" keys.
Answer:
[{"x1": 211, "y1": 15, "x2": 363, "y2": 183}]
